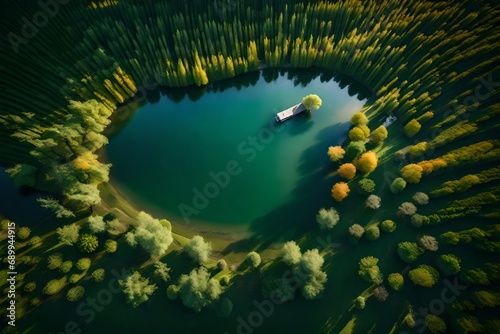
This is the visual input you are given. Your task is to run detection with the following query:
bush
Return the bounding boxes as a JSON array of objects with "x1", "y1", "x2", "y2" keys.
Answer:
[
  {"x1": 327, "y1": 146, "x2": 345, "y2": 162},
  {"x1": 358, "y1": 256, "x2": 383, "y2": 284},
  {"x1": 215, "y1": 298, "x2": 233, "y2": 318},
  {"x1": 67, "y1": 286, "x2": 85, "y2": 302},
  {"x1": 365, "y1": 225, "x2": 380, "y2": 241},
  {"x1": 280, "y1": 241, "x2": 302, "y2": 266},
  {"x1": 24, "y1": 282, "x2": 36, "y2": 293},
  {"x1": 104, "y1": 239, "x2": 117, "y2": 253},
  {"x1": 78, "y1": 234, "x2": 99, "y2": 253},
  {"x1": 412, "y1": 192, "x2": 429, "y2": 205},
  {"x1": 88, "y1": 215, "x2": 106, "y2": 233},
  {"x1": 356, "y1": 151, "x2": 378, "y2": 173},
  {"x1": 316, "y1": 207, "x2": 340, "y2": 230},
  {"x1": 404, "y1": 119, "x2": 421, "y2": 137},
  {"x1": 381, "y1": 220, "x2": 396, "y2": 233},
  {"x1": 246, "y1": 251, "x2": 261, "y2": 268},
  {"x1": 75, "y1": 258, "x2": 91, "y2": 271},
  {"x1": 388, "y1": 273, "x2": 404, "y2": 290},
  {"x1": 166, "y1": 285, "x2": 179, "y2": 300},
  {"x1": 91, "y1": 268, "x2": 106, "y2": 282},
  {"x1": 17, "y1": 227, "x2": 31, "y2": 240},
  {"x1": 59, "y1": 260, "x2": 73, "y2": 274},
  {"x1": 331, "y1": 182, "x2": 350, "y2": 202},
  {"x1": 349, "y1": 224, "x2": 365, "y2": 238},
  {"x1": 69, "y1": 274, "x2": 84, "y2": 284},
  {"x1": 358, "y1": 179, "x2": 375, "y2": 194},
  {"x1": 56, "y1": 224, "x2": 80, "y2": 246},
  {"x1": 301, "y1": 270, "x2": 327, "y2": 300},
  {"x1": 261, "y1": 275, "x2": 295, "y2": 303},
  {"x1": 119, "y1": 271, "x2": 157, "y2": 307},
  {"x1": 373, "y1": 286, "x2": 389, "y2": 302},
  {"x1": 350, "y1": 112, "x2": 368, "y2": 126},
  {"x1": 125, "y1": 211, "x2": 173, "y2": 258},
  {"x1": 397, "y1": 242, "x2": 424, "y2": 263},
  {"x1": 418, "y1": 235, "x2": 439, "y2": 251},
  {"x1": 355, "y1": 296, "x2": 366, "y2": 309},
  {"x1": 390, "y1": 178, "x2": 407, "y2": 193},
  {"x1": 184, "y1": 235, "x2": 212, "y2": 264},
  {"x1": 401, "y1": 164, "x2": 424, "y2": 184},
  {"x1": 0, "y1": 219, "x2": 10, "y2": 230},
  {"x1": 29, "y1": 236, "x2": 42, "y2": 247},
  {"x1": 437, "y1": 254, "x2": 461, "y2": 275},
  {"x1": 217, "y1": 259, "x2": 227, "y2": 270},
  {"x1": 47, "y1": 253, "x2": 63, "y2": 270},
  {"x1": 338, "y1": 163, "x2": 357, "y2": 180},
  {"x1": 296, "y1": 249, "x2": 324, "y2": 275},
  {"x1": 408, "y1": 265, "x2": 440, "y2": 287},
  {"x1": 43, "y1": 279, "x2": 62, "y2": 295},
  {"x1": 405, "y1": 310, "x2": 416, "y2": 328},
  {"x1": 425, "y1": 314, "x2": 447, "y2": 333},
  {"x1": 177, "y1": 266, "x2": 222, "y2": 312},
  {"x1": 410, "y1": 214, "x2": 429, "y2": 228},
  {"x1": 398, "y1": 202, "x2": 417, "y2": 216},
  {"x1": 153, "y1": 261, "x2": 171, "y2": 282},
  {"x1": 344, "y1": 141, "x2": 366, "y2": 161},
  {"x1": 220, "y1": 275, "x2": 230, "y2": 286},
  {"x1": 366, "y1": 195, "x2": 381, "y2": 209}
]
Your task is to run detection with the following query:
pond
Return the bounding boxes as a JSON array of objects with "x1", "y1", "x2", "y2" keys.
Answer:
[{"x1": 105, "y1": 69, "x2": 367, "y2": 238}]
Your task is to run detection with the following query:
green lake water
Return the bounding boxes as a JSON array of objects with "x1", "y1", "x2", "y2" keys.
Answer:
[{"x1": 105, "y1": 69, "x2": 367, "y2": 237}]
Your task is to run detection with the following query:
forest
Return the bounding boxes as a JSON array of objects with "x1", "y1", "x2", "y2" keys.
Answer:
[{"x1": 0, "y1": 0, "x2": 499, "y2": 333}]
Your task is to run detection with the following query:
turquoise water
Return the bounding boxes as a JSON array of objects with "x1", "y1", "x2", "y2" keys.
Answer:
[{"x1": 106, "y1": 70, "x2": 366, "y2": 236}]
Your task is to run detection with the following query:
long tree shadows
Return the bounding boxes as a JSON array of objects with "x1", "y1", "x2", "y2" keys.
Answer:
[{"x1": 224, "y1": 122, "x2": 351, "y2": 252}]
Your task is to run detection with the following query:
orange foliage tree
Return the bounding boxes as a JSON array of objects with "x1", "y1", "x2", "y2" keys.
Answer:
[
  {"x1": 338, "y1": 163, "x2": 356, "y2": 180},
  {"x1": 331, "y1": 182, "x2": 350, "y2": 202},
  {"x1": 356, "y1": 151, "x2": 378, "y2": 173},
  {"x1": 327, "y1": 146, "x2": 345, "y2": 162}
]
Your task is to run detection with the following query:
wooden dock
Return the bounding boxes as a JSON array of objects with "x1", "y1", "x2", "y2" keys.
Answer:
[{"x1": 275, "y1": 103, "x2": 306, "y2": 122}]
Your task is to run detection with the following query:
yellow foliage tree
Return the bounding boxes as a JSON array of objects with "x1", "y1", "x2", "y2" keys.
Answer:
[
  {"x1": 401, "y1": 164, "x2": 424, "y2": 183},
  {"x1": 350, "y1": 112, "x2": 368, "y2": 126},
  {"x1": 404, "y1": 119, "x2": 422, "y2": 137},
  {"x1": 348, "y1": 127, "x2": 367, "y2": 141},
  {"x1": 409, "y1": 142, "x2": 428, "y2": 158},
  {"x1": 356, "y1": 151, "x2": 378, "y2": 173},
  {"x1": 327, "y1": 146, "x2": 345, "y2": 162},
  {"x1": 302, "y1": 94, "x2": 322, "y2": 110},
  {"x1": 369, "y1": 125, "x2": 387, "y2": 144},
  {"x1": 338, "y1": 163, "x2": 356, "y2": 180},
  {"x1": 331, "y1": 182, "x2": 350, "y2": 202}
]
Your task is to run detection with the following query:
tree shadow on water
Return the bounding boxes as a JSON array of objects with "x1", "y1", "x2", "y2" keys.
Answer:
[
  {"x1": 286, "y1": 112, "x2": 314, "y2": 136},
  {"x1": 222, "y1": 122, "x2": 352, "y2": 252}
]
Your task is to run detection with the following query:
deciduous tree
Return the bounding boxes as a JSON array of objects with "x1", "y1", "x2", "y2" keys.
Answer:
[{"x1": 331, "y1": 182, "x2": 350, "y2": 202}]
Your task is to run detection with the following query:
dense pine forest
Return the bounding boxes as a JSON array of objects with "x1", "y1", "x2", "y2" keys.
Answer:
[{"x1": 0, "y1": 0, "x2": 499, "y2": 333}]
